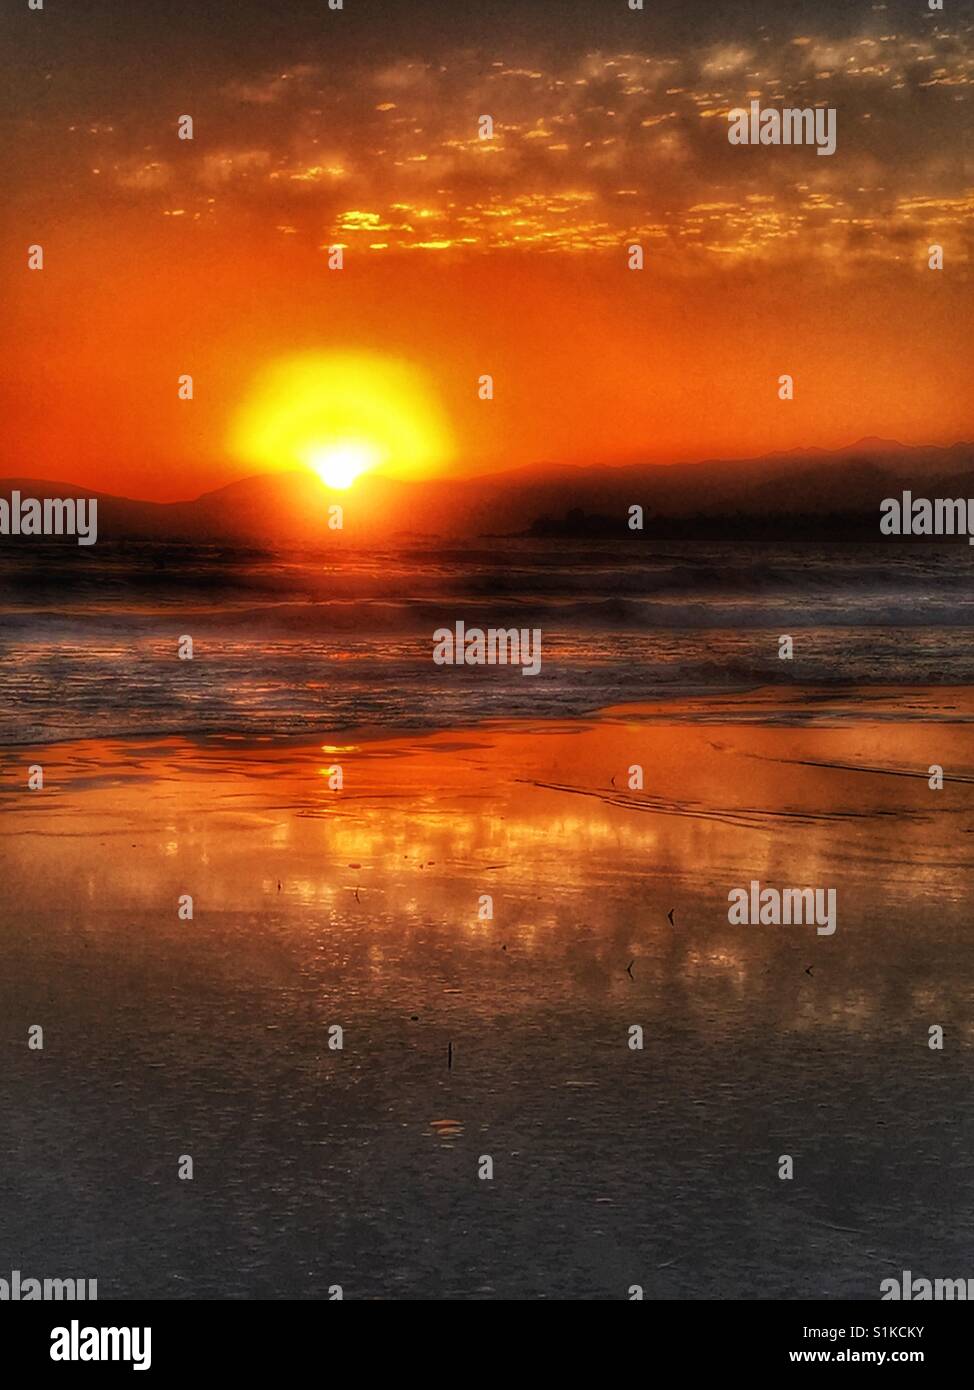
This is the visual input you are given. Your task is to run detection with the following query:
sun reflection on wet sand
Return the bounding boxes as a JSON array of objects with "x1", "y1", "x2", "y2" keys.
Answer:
[{"x1": 2, "y1": 690, "x2": 973, "y2": 1297}]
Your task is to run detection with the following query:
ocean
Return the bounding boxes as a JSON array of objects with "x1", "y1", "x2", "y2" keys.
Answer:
[
  {"x1": 2, "y1": 538, "x2": 973, "y2": 744},
  {"x1": 3, "y1": 538, "x2": 974, "y2": 1299}
]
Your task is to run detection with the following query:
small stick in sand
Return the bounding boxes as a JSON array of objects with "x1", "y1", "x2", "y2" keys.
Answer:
[
  {"x1": 448, "y1": 1041, "x2": 454, "y2": 1070},
  {"x1": 626, "y1": 959, "x2": 635, "y2": 979}
]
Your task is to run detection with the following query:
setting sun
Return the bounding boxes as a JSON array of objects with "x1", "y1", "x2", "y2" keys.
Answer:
[
  {"x1": 231, "y1": 351, "x2": 453, "y2": 490},
  {"x1": 307, "y1": 441, "x2": 379, "y2": 489}
]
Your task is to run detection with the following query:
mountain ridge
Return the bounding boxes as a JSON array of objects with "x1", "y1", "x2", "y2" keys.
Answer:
[{"x1": 2, "y1": 439, "x2": 972, "y2": 544}]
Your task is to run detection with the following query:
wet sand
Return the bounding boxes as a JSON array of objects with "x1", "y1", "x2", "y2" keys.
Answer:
[{"x1": 2, "y1": 688, "x2": 973, "y2": 1299}]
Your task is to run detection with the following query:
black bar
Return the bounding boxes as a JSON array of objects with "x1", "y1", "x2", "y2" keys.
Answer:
[{"x1": 2, "y1": 1301, "x2": 969, "y2": 1375}]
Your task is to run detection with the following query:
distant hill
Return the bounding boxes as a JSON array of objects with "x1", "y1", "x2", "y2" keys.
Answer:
[{"x1": 2, "y1": 438, "x2": 972, "y2": 546}]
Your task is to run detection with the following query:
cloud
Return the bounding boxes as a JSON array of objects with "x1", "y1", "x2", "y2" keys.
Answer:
[
  {"x1": 73, "y1": 18, "x2": 971, "y2": 265},
  {"x1": 115, "y1": 159, "x2": 172, "y2": 191}
]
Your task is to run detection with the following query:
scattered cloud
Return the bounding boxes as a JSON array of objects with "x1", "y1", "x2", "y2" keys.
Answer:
[{"x1": 29, "y1": 21, "x2": 974, "y2": 264}]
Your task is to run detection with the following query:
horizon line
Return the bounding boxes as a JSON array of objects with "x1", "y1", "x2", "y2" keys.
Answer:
[{"x1": 2, "y1": 434, "x2": 973, "y2": 508}]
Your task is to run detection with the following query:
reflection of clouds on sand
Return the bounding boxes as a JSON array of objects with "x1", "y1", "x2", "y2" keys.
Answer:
[
  {"x1": 6, "y1": 689, "x2": 974, "y2": 1002},
  {"x1": 3, "y1": 693, "x2": 973, "y2": 1296}
]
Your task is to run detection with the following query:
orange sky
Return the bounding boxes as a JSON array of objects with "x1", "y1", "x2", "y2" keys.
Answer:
[{"x1": 4, "y1": 6, "x2": 972, "y2": 500}]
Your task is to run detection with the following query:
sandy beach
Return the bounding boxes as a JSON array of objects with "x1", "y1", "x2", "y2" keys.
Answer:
[{"x1": 2, "y1": 687, "x2": 973, "y2": 1299}]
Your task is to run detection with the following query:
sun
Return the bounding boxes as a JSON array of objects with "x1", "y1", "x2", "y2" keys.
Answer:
[
  {"x1": 231, "y1": 351, "x2": 452, "y2": 490},
  {"x1": 306, "y1": 441, "x2": 379, "y2": 490}
]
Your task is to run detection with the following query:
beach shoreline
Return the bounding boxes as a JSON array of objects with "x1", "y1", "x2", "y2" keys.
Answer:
[{"x1": 2, "y1": 688, "x2": 972, "y2": 1298}]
